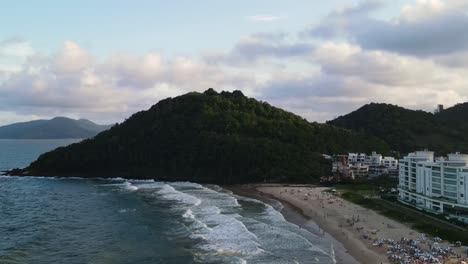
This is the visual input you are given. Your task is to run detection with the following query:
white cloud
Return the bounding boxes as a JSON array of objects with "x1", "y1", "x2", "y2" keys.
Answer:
[
  {"x1": 3, "y1": 0, "x2": 468, "y2": 125},
  {"x1": 257, "y1": 40, "x2": 468, "y2": 121},
  {"x1": 53, "y1": 41, "x2": 93, "y2": 75},
  {"x1": 400, "y1": 0, "x2": 468, "y2": 22},
  {"x1": 0, "y1": 41, "x2": 256, "y2": 125},
  {"x1": 308, "y1": 0, "x2": 468, "y2": 57},
  {"x1": 0, "y1": 38, "x2": 34, "y2": 58},
  {"x1": 247, "y1": 15, "x2": 285, "y2": 22},
  {"x1": 205, "y1": 34, "x2": 314, "y2": 65}
]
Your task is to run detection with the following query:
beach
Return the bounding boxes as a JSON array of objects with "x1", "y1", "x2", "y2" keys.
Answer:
[{"x1": 229, "y1": 184, "x2": 468, "y2": 264}]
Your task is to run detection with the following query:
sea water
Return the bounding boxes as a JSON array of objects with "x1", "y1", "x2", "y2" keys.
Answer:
[
  {"x1": 0, "y1": 140, "x2": 336, "y2": 264},
  {"x1": 0, "y1": 139, "x2": 82, "y2": 171}
]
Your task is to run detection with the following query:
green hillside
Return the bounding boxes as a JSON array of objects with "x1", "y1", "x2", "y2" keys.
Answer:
[
  {"x1": 20, "y1": 89, "x2": 389, "y2": 183},
  {"x1": 328, "y1": 103, "x2": 468, "y2": 154}
]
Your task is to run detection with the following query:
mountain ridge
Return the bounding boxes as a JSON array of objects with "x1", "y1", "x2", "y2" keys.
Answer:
[
  {"x1": 327, "y1": 102, "x2": 468, "y2": 154},
  {"x1": 14, "y1": 89, "x2": 389, "y2": 183},
  {"x1": 0, "y1": 117, "x2": 111, "y2": 139}
]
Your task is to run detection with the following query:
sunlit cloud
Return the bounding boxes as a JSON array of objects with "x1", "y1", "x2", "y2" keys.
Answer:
[{"x1": 2, "y1": 1, "x2": 468, "y2": 125}]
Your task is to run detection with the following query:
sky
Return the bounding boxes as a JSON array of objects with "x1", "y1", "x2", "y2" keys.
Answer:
[{"x1": 1, "y1": 0, "x2": 468, "y2": 125}]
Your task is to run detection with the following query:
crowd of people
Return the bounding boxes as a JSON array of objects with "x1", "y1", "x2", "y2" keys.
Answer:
[
  {"x1": 275, "y1": 186, "x2": 468, "y2": 264},
  {"x1": 373, "y1": 235, "x2": 467, "y2": 263}
]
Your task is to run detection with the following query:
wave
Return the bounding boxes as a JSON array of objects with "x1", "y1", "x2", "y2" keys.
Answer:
[
  {"x1": 149, "y1": 183, "x2": 335, "y2": 262},
  {"x1": 183, "y1": 208, "x2": 195, "y2": 219},
  {"x1": 6, "y1": 177, "x2": 335, "y2": 263},
  {"x1": 122, "y1": 182, "x2": 139, "y2": 191},
  {"x1": 118, "y1": 208, "x2": 136, "y2": 213},
  {"x1": 189, "y1": 213, "x2": 262, "y2": 258},
  {"x1": 157, "y1": 184, "x2": 202, "y2": 206}
]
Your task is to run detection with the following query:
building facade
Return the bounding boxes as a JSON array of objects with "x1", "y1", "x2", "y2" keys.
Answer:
[
  {"x1": 348, "y1": 153, "x2": 367, "y2": 164},
  {"x1": 348, "y1": 152, "x2": 383, "y2": 166},
  {"x1": 382, "y1": 156, "x2": 398, "y2": 169},
  {"x1": 348, "y1": 152, "x2": 398, "y2": 178},
  {"x1": 398, "y1": 151, "x2": 468, "y2": 223},
  {"x1": 349, "y1": 163, "x2": 369, "y2": 179}
]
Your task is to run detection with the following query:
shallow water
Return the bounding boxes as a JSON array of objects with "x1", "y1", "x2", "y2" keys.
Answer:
[{"x1": 0, "y1": 140, "x2": 336, "y2": 263}]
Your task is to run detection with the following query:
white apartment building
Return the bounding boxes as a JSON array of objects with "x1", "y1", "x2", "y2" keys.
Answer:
[
  {"x1": 382, "y1": 156, "x2": 398, "y2": 169},
  {"x1": 349, "y1": 163, "x2": 369, "y2": 179},
  {"x1": 368, "y1": 151, "x2": 383, "y2": 166},
  {"x1": 348, "y1": 152, "x2": 383, "y2": 166},
  {"x1": 348, "y1": 153, "x2": 367, "y2": 164},
  {"x1": 398, "y1": 151, "x2": 468, "y2": 223}
]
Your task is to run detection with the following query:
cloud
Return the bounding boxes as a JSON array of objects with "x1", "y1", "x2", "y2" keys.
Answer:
[
  {"x1": 400, "y1": 0, "x2": 468, "y2": 22},
  {"x1": 205, "y1": 34, "x2": 314, "y2": 65},
  {"x1": 53, "y1": 41, "x2": 93, "y2": 75},
  {"x1": 255, "y1": 40, "x2": 468, "y2": 121},
  {"x1": 313, "y1": 42, "x2": 448, "y2": 86},
  {"x1": 3, "y1": 1, "x2": 468, "y2": 124},
  {"x1": 250, "y1": 32, "x2": 288, "y2": 42},
  {"x1": 0, "y1": 38, "x2": 34, "y2": 58},
  {"x1": 247, "y1": 15, "x2": 285, "y2": 22},
  {"x1": 307, "y1": 0, "x2": 468, "y2": 57},
  {"x1": 0, "y1": 38, "x2": 35, "y2": 81},
  {"x1": 0, "y1": 41, "x2": 255, "y2": 124},
  {"x1": 3, "y1": 34, "x2": 468, "y2": 124}
]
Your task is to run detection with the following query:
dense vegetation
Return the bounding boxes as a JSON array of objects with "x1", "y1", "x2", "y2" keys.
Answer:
[
  {"x1": 0, "y1": 117, "x2": 111, "y2": 139},
  {"x1": 22, "y1": 89, "x2": 389, "y2": 184},
  {"x1": 328, "y1": 103, "x2": 468, "y2": 155}
]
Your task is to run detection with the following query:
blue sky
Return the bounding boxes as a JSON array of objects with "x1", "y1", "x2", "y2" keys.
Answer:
[
  {"x1": 1, "y1": 0, "x2": 468, "y2": 125},
  {"x1": 2, "y1": 1, "x2": 352, "y2": 55}
]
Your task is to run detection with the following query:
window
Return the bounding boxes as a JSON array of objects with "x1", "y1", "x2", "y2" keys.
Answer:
[
  {"x1": 445, "y1": 185, "x2": 457, "y2": 192},
  {"x1": 444, "y1": 173, "x2": 457, "y2": 179},
  {"x1": 445, "y1": 168, "x2": 457, "y2": 173},
  {"x1": 445, "y1": 191, "x2": 457, "y2": 198},
  {"x1": 444, "y1": 179, "x2": 457, "y2": 185}
]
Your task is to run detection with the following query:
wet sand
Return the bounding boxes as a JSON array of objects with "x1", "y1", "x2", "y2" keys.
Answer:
[
  {"x1": 227, "y1": 185, "x2": 361, "y2": 264},
  {"x1": 229, "y1": 185, "x2": 467, "y2": 264}
]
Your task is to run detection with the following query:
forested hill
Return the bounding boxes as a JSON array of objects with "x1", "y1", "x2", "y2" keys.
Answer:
[
  {"x1": 0, "y1": 117, "x2": 111, "y2": 139},
  {"x1": 328, "y1": 103, "x2": 468, "y2": 154},
  {"x1": 19, "y1": 89, "x2": 388, "y2": 184}
]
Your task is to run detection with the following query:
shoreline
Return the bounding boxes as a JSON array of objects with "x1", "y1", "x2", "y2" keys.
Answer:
[
  {"x1": 229, "y1": 184, "x2": 468, "y2": 264},
  {"x1": 226, "y1": 185, "x2": 361, "y2": 264}
]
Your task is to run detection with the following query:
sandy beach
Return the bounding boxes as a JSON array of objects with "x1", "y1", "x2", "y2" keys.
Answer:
[{"x1": 230, "y1": 185, "x2": 468, "y2": 264}]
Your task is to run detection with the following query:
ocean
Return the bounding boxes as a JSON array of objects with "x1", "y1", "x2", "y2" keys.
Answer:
[{"x1": 0, "y1": 139, "x2": 336, "y2": 264}]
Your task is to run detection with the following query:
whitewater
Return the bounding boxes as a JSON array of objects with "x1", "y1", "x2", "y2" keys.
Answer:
[{"x1": 0, "y1": 139, "x2": 335, "y2": 263}]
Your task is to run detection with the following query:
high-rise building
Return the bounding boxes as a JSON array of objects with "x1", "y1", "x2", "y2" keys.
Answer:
[{"x1": 398, "y1": 151, "x2": 468, "y2": 223}]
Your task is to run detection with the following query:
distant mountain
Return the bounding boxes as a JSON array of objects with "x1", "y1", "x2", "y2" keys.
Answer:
[
  {"x1": 16, "y1": 89, "x2": 389, "y2": 183},
  {"x1": 328, "y1": 103, "x2": 468, "y2": 154},
  {"x1": 0, "y1": 117, "x2": 111, "y2": 139}
]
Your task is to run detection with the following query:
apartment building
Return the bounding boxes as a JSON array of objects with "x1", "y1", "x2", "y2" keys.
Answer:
[{"x1": 398, "y1": 151, "x2": 468, "y2": 223}]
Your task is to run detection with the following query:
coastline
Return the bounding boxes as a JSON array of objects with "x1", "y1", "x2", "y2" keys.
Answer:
[
  {"x1": 229, "y1": 184, "x2": 468, "y2": 264},
  {"x1": 226, "y1": 185, "x2": 362, "y2": 264}
]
